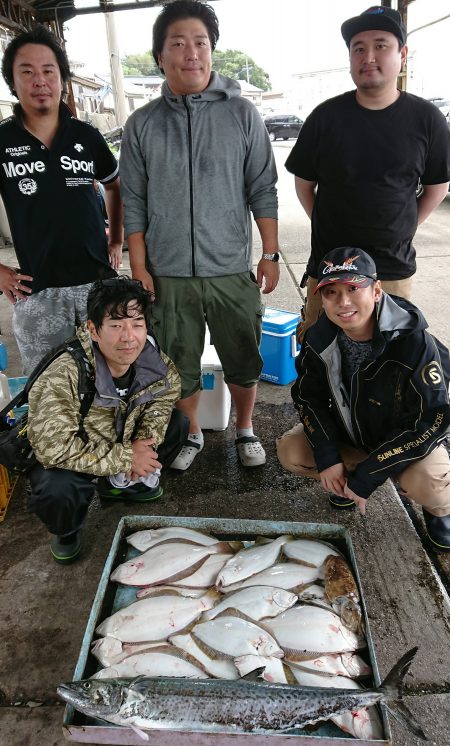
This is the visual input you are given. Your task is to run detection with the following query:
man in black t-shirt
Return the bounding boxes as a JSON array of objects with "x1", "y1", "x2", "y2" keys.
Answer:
[
  {"x1": 0, "y1": 26, "x2": 123, "y2": 374},
  {"x1": 286, "y1": 6, "x2": 450, "y2": 342}
]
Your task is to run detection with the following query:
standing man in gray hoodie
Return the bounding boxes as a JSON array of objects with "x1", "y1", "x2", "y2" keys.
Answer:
[{"x1": 120, "y1": 0, "x2": 279, "y2": 471}]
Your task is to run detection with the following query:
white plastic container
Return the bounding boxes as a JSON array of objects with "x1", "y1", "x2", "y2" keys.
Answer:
[
  {"x1": 198, "y1": 343, "x2": 231, "y2": 431},
  {"x1": 0, "y1": 372, "x2": 11, "y2": 411}
]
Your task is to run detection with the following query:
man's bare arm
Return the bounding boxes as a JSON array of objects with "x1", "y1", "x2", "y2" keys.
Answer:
[
  {"x1": 417, "y1": 182, "x2": 449, "y2": 225},
  {"x1": 294, "y1": 176, "x2": 317, "y2": 220}
]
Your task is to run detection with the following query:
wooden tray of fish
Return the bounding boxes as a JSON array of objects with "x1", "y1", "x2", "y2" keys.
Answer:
[{"x1": 61, "y1": 515, "x2": 393, "y2": 744}]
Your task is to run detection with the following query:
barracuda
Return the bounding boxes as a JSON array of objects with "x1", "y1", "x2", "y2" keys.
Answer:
[{"x1": 57, "y1": 647, "x2": 425, "y2": 741}]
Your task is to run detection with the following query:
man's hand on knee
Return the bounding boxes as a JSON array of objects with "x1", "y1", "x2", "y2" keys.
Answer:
[{"x1": 320, "y1": 463, "x2": 347, "y2": 496}]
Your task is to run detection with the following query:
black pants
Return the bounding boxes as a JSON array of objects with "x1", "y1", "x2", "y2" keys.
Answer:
[{"x1": 27, "y1": 409, "x2": 188, "y2": 536}]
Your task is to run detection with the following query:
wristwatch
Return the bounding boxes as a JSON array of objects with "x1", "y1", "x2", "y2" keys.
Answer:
[{"x1": 261, "y1": 252, "x2": 280, "y2": 262}]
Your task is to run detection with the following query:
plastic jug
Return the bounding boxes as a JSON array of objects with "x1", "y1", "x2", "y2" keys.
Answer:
[{"x1": 0, "y1": 372, "x2": 11, "y2": 411}]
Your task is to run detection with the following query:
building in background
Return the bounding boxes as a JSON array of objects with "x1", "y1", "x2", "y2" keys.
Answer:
[{"x1": 124, "y1": 74, "x2": 163, "y2": 101}]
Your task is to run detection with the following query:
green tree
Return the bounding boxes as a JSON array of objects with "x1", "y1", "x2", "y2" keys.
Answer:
[
  {"x1": 213, "y1": 49, "x2": 270, "y2": 91},
  {"x1": 122, "y1": 52, "x2": 161, "y2": 77},
  {"x1": 121, "y1": 48, "x2": 271, "y2": 91}
]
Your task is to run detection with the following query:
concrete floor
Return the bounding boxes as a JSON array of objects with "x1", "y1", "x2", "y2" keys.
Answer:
[{"x1": 0, "y1": 145, "x2": 449, "y2": 745}]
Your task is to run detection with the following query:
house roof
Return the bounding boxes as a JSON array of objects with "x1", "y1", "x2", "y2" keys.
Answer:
[
  {"x1": 237, "y1": 79, "x2": 263, "y2": 93},
  {"x1": 4, "y1": 1, "x2": 417, "y2": 29},
  {"x1": 0, "y1": 0, "x2": 187, "y2": 29},
  {"x1": 0, "y1": 0, "x2": 416, "y2": 40}
]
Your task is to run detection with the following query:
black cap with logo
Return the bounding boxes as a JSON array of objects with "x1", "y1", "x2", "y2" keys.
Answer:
[
  {"x1": 314, "y1": 247, "x2": 378, "y2": 294},
  {"x1": 341, "y1": 6, "x2": 407, "y2": 48}
]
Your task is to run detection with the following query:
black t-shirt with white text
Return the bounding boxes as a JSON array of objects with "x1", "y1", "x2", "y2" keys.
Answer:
[{"x1": 0, "y1": 103, "x2": 118, "y2": 293}]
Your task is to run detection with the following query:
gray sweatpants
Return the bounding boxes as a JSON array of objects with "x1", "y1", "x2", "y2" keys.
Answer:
[{"x1": 13, "y1": 283, "x2": 93, "y2": 375}]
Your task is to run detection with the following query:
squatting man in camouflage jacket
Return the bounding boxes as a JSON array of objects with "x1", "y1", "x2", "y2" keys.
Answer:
[
  {"x1": 27, "y1": 277, "x2": 187, "y2": 564},
  {"x1": 276, "y1": 247, "x2": 450, "y2": 553}
]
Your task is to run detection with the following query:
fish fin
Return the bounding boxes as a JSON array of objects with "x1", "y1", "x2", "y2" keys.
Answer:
[
  {"x1": 128, "y1": 676, "x2": 154, "y2": 698},
  {"x1": 130, "y1": 723, "x2": 150, "y2": 741},
  {"x1": 211, "y1": 541, "x2": 235, "y2": 554},
  {"x1": 253, "y1": 535, "x2": 273, "y2": 545},
  {"x1": 241, "y1": 667, "x2": 266, "y2": 681},
  {"x1": 286, "y1": 557, "x2": 318, "y2": 569},
  {"x1": 227, "y1": 541, "x2": 245, "y2": 552},
  {"x1": 163, "y1": 645, "x2": 210, "y2": 675},
  {"x1": 283, "y1": 648, "x2": 327, "y2": 662},
  {"x1": 283, "y1": 662, "x2": 298, "y2": 685},
  {"x1": 384, "y1": 702, "x2": 427, "y2": 741},
  {"x1": 201, "y1": 588, "x2": 222, "y2": 607},
  {"x1": 161, "y1": 556, "x2": 210, "y2": 585},
  {"x1": 293, "y1": 581, "x2": 317, "y2": 594},
  {"x1": 213, "y1": 607, "x2": 257, "y2": 624},
  {"x1": 142, "y1": 588, "x2": 184, "y2": 598}
]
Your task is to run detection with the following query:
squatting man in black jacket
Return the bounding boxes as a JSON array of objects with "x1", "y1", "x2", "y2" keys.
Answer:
[{"x1": 276, "y1": 247, "x2": 450, "y2": 552}]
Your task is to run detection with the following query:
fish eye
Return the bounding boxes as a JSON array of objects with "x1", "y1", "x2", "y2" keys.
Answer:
[{"x1": 82, "y1": 681, "x2": 92, "y2": 690}]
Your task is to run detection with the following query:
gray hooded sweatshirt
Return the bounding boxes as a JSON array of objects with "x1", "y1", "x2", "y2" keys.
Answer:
[{"x1": 119, "y1": 73, "x2": 278, "y2": 277}]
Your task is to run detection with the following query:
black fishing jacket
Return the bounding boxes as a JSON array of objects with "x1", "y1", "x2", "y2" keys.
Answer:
[{"x1": 291, "y1": 293, "x2": 450, "y2": 499}]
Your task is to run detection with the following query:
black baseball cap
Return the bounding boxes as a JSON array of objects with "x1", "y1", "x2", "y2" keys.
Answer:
[
  {"x1": 341, "y1": 6, "x2": 407, "y2": 48},
  {"x1": 315, "y1": 247, "x2": 378, "y2": 294}
]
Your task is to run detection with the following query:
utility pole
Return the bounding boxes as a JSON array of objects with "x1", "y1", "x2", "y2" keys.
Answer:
[{"x1": 103, "y1": 3, "x2": 128, "y2": 126}]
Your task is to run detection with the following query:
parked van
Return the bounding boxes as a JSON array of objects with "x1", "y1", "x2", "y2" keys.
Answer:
[{"x1": 263, "y1": 114, "x2": 303, "y2": 142}]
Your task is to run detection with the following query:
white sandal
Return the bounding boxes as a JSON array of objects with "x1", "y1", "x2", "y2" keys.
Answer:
[
  {"x1": 170, "y1": 440, "x2": 204, "y2": 471},
  {"x1": 235, "y1": 436, "x2": 266, "y2": 467}
]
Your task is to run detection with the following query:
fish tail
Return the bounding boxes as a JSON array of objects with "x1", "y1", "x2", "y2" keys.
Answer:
[
  {"x1": 379, "y1": 647, "x2": 427, "y2": 741},
  {"x1": 379, "y1": 646, "x2": 418, "y2": 698},
  {"x1": 384, "y1": 702, "x2": 427, "y2": 741},
  {"x1": 202, "y1": 588, "x2": 222, "y2": 606},
  {"x1": 211, "y1": 541, "x2": 234, "y2": 554}
]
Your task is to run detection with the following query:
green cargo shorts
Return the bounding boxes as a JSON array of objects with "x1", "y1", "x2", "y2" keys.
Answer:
[{"x1": 150, "y1": 273, "x2": 264, "y2": 399}]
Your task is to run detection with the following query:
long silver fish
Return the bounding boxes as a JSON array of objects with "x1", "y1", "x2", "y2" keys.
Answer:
[{"x1": 57, "y1": 647, "x2": 425, "y2": 740}]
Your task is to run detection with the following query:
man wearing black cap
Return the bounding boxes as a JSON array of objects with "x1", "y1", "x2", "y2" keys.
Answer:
[
  {"x1": 286, "y1": 6, "x2": 450, "y2": 342},
  {"x1": 276, "y1": 246, "x2": 450, "y2": 552}
]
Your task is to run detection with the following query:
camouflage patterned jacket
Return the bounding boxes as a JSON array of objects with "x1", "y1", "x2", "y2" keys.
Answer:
[{"x1": 28, "y1": 324, "x2": 181, "y2": 475}]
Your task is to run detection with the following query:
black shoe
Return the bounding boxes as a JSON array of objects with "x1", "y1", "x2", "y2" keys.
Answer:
[
  {"x1": 97, "y1": 478, "x2": 163, "y2": 503},
  {"x1": 422, "y1": 509, "x2": 450, "y2": 552},
  {"x1": 50, "y1": 531, "x2": 82, "y2": 565},
  {"x1": 328, "y1": 493, "x2": 355, "y2": 510}
]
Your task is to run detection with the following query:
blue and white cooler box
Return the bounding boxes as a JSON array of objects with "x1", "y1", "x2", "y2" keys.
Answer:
[
  {"x1": 198, "y1": 339, "x2": 231, "y2": 431},
  {"x1": 260, "y1": 307, "x2": 301, "y2": 385}
]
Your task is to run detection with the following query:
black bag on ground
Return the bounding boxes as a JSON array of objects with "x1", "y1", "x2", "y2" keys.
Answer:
[
  {"x1": 0, "y1": 338, "x2": 95, "y2": 473},
  {"x1": 0, "y1": 411, "x2": 36, "y2": 472}
]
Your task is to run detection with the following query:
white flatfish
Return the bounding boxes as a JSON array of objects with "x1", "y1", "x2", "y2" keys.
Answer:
[
  {"x1": 171, "y1": 554, "x2": 233, "y2": 588},
  {"x1": 192, "y1": 613, "x2": 284, "y2": 659},
  {"x1": 92, "y1": 645, "x2": 209, "y2": 681},
  {"x1": 220, "y1": 562, "x2": 320, "y2": 593},
  {"x1": 110, "y1": 541, "x2": 230, "y2": 586},
  {"x1": 216, "y1": 536, "x2": 293, "y2": 589},
  {"x1": 282, "y1": 539, "x2": 341, "y2": 568},
  {"x1": 126, "y1": 527, "x2": 222, "y2": 552},
  {"x1": 91, "y1": 637, "x2": 162, "y2": 667},
  {"x1": 264, "y1": 604, "x2": 366, "y2": 659},
  {"x1": 286, "y1": 652, "x2": 372, "y2": 678},
  {"x1": 202, "y1": 586, "x2": 297, "y2": 621},
  {"x1": 95, "y1": 589, "x2": 219, "y2": 642}
]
